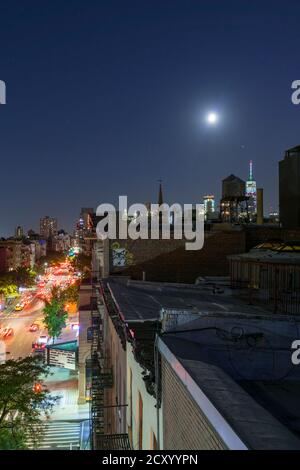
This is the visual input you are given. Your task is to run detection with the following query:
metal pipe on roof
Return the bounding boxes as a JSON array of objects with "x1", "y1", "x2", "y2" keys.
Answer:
[{"x1": 257, "y1": 188, "x2": 264, "y2": 224}]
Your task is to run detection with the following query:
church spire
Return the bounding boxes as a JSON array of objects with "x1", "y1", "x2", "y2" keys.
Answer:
[{"x1": 158, "y1": 179, "x2": 163, "y2": 206}]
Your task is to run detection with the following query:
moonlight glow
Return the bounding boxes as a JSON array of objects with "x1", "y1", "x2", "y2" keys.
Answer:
[{"x1": 206, "y1": 112, "x2": 218, "y2": 125}]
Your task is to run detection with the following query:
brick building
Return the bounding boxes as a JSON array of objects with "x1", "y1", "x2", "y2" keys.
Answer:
[
  {"x1": 82, "y1": 276, "x2": 300, "y2": 450},
  {"x1": 158, "y1": 311, "x2": 300, "y2": 450},
  {"x1": 99, "y1": 227, "x2": 246, "y2": 283},
  {"x1": 0, "y1": 239, "x2": 35, "y2": 271}
]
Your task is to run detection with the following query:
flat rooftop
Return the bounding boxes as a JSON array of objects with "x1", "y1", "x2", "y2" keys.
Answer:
[
  {"x1": 160, "y1": 312, "x2": 300, "y2": 450},
  {"x1": 105, "y1": 278, "x2": 269, "y2": 322},
  {"x1": 103, "y1": 277, "x2": 300, "y2": 448}
]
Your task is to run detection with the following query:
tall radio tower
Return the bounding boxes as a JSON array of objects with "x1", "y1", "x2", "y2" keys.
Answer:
[{"x1": 245, "y1": 160, "x2": 257, "y2": 221}]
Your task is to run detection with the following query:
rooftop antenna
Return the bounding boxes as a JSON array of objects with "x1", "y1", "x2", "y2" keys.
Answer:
[{"x1": 249, "y1": 160, "x2": 253, "y2": 181}]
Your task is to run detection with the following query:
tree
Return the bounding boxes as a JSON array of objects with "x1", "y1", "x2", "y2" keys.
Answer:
[
  {"x1": 12, "y1": 267, "x2": 36, "y2": 288},
  {"x1": 61, "y1": 284, "x2": 79, "y2": 303},
  {"x1": 70, "y1": 253, "x2": 91, "y2": 278},
  {"x1": 43, "y1": 297, "x2": 67, "y2": 342},
  {"x1": 0, "y1": 356, "x2": 57, "y2": 449},
  {"x1": 0, "y1": 275, "x2": 18, "y2": 298}
]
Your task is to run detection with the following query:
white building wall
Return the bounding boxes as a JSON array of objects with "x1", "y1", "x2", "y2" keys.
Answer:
[{"x1": 126, "y1": 343, "x2": 163, "y2": 450}]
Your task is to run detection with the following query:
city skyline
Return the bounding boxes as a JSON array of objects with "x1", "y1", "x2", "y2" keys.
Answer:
[
  {"x1": 1, "y1": 2, "x2": 300, "y2": 456},
  {"x1": 1, "y1": 1, "x2": 300, "y2": 235},
  {"x1": 0, "y1": 158, "x2": 277, "y2": 237}
]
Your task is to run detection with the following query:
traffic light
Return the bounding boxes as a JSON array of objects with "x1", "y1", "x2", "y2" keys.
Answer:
[{"x1": 33, "y1": 383, "x2": 42, "y2": 393}]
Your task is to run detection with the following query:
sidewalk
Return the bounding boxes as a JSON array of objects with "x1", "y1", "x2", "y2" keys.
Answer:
[{"x1": 45, "y1": 367, "x2": 89, "y2": 421}]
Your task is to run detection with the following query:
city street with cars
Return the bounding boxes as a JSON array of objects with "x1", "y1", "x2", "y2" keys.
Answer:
[{"x1": 0, "y1": 261, "x2": 80, "y2": 360}]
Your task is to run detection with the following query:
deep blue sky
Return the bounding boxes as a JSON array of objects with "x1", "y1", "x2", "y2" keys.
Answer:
[{"x1": 0, "y1": 0, "x2": 299, "y2": 235}]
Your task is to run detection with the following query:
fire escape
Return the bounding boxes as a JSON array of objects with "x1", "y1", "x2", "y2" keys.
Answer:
[{"x1": 86, "y1": 284, "x2": 131, "y2": 450}]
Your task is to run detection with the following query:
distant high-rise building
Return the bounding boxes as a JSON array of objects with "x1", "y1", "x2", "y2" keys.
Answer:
[
  {"x1": 15, "y1": 226, "x2": 23, "y2": 239},
  {"x1": 245, "y1": 160, "x2": 257, "y2": 221},
  {"x1": 40, "y1": 216, "x2": 58, "y2": 239},
  {"x1": 203, "y1": 195, "x2": 215, "y2": 220},
  {"x1": 80, "y1": 208, "x2": 94, "y2": 230},
  {"x1": 279, "y1": 145, "x2": 300, "y2": 229},
  {"x1": 73, "y1": 208, "x2": 97, "y2": 256},
  {"x1": 74, "y1": 208, "x2": 94, "y2": 240}
]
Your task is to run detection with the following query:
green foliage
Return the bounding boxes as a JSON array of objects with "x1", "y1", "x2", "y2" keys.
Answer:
[
  {"x1": 43, "y1": 284, "x2": 79, "y2": 340},
  {"x1": 0, "y1": 267, "x2": 36, "y2": 297},
  {"x1": 61, "y1": 284, "x2": 79, "y2": 303},
  {"x1": 69, "y1": 253, "x2": 91, "y2": 278},
  {"x1": 0, "y1": 356, "x2": 57, "y2": 449},
  {"x1": 49, "y1": 284, "x2": 79, "y2": 304},
  {"x1": 43, "y1": 297, "x2": 67, "y2": 341},
  {"x1": 12, "y1": 267, "x2": 36, "y2": 288},
  {"x1": 0, "y1": 427, "x2": 27, "y2": 449},
  {"x1": 0, "y1": 275, "x2": 18, "y2": 298}
]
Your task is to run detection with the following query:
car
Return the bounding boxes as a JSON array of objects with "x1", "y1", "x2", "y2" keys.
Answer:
[
  {"x1": 32, "y1": 343, "x2": 46, "y2": 351},
  {"x1": 15, "y1": 303, "x2": 24, "y2": 311},
  {"x1": 32, "y1": 334, "x2": 49, "y2": 351},
  {"x1": 29, "y1": 323, "x2": 39, "y2": 332},
  {"x1": 1, "y1": 327, "x2": 14, "y2": 339},
  {"x1": 38, "y1": 335, "x2": 49, "y2": 344}
]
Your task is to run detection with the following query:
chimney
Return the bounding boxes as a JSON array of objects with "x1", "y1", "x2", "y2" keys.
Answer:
[{"x1": 257, "y1": 188, "x2": 264, "y2": 224}]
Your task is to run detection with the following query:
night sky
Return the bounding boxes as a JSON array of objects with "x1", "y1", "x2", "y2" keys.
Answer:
[{"x1": 0, "y1": 0, "x2": 299, "y2": 236}]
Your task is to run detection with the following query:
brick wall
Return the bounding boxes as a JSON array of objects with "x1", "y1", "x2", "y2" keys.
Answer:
[
  {"x1": 162, "y1": 358, "x2": 226, "y2": 450},
  {"x1": 109, "y1": 230, "x2": 246, "y2": 283}
]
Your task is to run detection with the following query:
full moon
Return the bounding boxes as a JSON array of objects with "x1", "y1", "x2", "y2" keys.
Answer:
[{"x1": 206, "y1": 112, "x2": 218, "y2": 125}]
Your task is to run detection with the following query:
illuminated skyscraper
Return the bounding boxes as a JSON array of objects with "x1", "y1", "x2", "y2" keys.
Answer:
[
  {"x1": 203, "y1": 195, "x2": 215, "y2": 220},
  {"x1": 245, "y1": 160, "x2": 257, "y2": 220}
]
